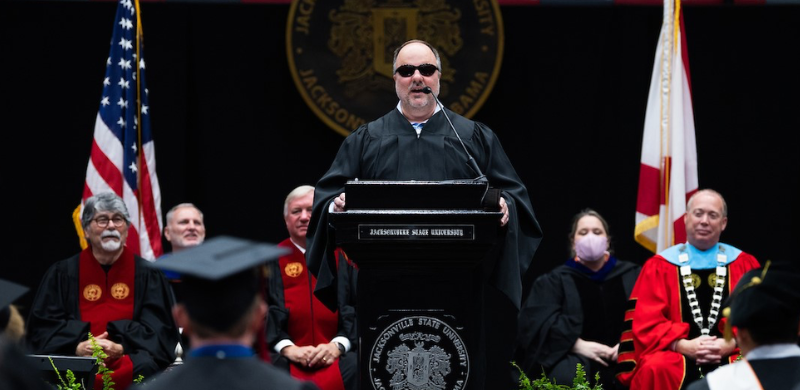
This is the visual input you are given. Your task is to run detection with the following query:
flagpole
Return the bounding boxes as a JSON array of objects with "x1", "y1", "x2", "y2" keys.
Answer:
[
  {"x1": 635, "y1": 0, "x2": 697, "y2": 254},
  {"x1": 135, "y1": 0, "x2": 144, "y2": 229},
  {"x1": 660, "y1": 0, "x2": 674, "y2": 249}
]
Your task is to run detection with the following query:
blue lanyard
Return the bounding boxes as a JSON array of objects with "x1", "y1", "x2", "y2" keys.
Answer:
[{"x1": 189, "y1": 344, "x2": 254, "y2": 359}]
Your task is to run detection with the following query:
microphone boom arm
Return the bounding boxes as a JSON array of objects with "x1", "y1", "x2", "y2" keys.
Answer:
[{"x1": 422, "y1": 87, "x2": 487, "y2": 182}]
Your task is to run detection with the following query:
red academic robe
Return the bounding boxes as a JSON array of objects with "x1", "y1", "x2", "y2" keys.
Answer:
[
  {"x1": 79, "y1": 248, "x2": 135, "y2": 390},
  {"x1": 616, "y1": 251, "x2": 760, "y2": 390},
  {"x1": 266, "y1": 239, "x2": 357, "y2": 390},
  {"x1": 27, "y1": 247, "x2": 179, "y2": 390}
]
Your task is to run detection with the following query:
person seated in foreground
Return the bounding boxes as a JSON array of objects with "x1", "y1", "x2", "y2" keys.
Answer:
[{"x1": 142, "y1": 236, "x2": 319, "y2": 390}]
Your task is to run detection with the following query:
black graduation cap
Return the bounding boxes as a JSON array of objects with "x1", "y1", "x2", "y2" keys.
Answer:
[
  {"x1": 0, "y1": 279, "x2": 29, "y2": 331},
  {"x1": 722, "y1": 260, "x2": 800, "y2": 340},
  {"x1": 148, "y1": 236, "x2": 289, "y2": 332}
]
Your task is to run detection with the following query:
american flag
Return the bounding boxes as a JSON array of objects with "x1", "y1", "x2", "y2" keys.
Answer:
[
  {"x1": 74, "y1": 0, "x2": 163, "y2": 260},
  {"x1": 634, "y1": 0, "x2": 698, "y2": 254}
]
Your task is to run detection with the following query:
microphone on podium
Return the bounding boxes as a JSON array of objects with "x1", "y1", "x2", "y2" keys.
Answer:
[{"x1": 422, "y1": 86, "x2": 487, "y2": 182}]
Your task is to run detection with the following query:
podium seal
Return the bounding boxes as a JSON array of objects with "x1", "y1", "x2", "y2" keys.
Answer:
[{"x1": 369, "y1": 316, "x2": 469, "y2": 390}]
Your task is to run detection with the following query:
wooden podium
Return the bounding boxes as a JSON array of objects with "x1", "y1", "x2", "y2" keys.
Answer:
[{"x1": 330, "y1": 180, "x2": 502, "y2": 390}]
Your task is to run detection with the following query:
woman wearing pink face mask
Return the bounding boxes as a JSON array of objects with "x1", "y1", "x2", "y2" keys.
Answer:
[{"x1": 515, "y1": 209, "x2": 641, "y2": 389}]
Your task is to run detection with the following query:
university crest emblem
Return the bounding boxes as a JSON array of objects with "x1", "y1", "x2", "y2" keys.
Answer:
[
  {"x1": 370, "y1": 316, "x2": 469, "y2": 390},
  {"x1": 287, "y1": 0, "x2": 504, "y2": 136},
  {"x1": 83, "y1": 284, "x2": 102, "y2": 302}
]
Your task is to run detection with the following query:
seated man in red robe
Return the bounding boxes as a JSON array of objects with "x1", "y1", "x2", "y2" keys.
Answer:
[
  {"x1": 266, "y1": 185, "x2": 358, "y2": 390},
  {"x1": 616, "y1": 189, "x2": 760, "y2": 390},
  {"x1": 26, "y1": 192, "x2": 180, "y2": 390}
]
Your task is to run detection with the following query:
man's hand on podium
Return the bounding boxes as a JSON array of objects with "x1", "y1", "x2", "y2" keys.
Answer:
[
  {"x1": 499, "y1": 197, "x2": 509, "y2": 227},
  {"x1": 333, "y1": 193, "x2": 346, "y2": 212}
]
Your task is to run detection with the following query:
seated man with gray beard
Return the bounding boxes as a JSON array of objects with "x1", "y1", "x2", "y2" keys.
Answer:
[{"x1": 26, "y1": 192, "x2": 180, "y2": 390}]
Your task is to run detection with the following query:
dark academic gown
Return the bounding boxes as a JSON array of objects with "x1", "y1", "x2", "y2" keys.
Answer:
[
  {"x1": 685, "y1": 345, "x2": 800, "y2": 390},
  {"x1": 26, "y1": 248, "x2": 179, "y2": 387},
  {"x1": 306, "y1": 107, "x2": 543, "y2": 389},
  {"x1": 266, "y1": 239, "x2": 358, "y2": 390},
  {"x1": 517, "y1": 257, "x2": 641, "y2": 389},
  {"x1": 139, "y1": 347, "x2": 321, "y2": 390}
]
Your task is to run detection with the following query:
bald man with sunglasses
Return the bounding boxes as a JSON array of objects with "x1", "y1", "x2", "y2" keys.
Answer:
[{"x1": 307, "y1": 39, "x2": 543, "y2": 389}]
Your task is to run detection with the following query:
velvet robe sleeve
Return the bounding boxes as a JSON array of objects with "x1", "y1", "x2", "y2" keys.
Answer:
[
  {"x1": 305, "y1": 124, "x2": 371, "y2": 311},
  {"x1": 628, "y1": 257, "x2": 690, "y2": 364},
  {"x1": 106, "y1": 257, "x2": 179, "y2": 377},
  {"x1": 335, "y1": 250, "x2": 358, "y2": 351},
  {"x1": 266, "y1": 259, "x2": 291, "y2": 349},
  {"x1": 26, "y1": 255, "x2": 90, "y2": 356},
  {"x1": 479, "y1": 136, "x2": 542, "y2": 309},
  {"x1": 516, "y1": 267, "x2": 582, "y2": 374}
]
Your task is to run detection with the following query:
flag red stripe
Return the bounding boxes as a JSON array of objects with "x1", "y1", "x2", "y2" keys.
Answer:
[
  {"x1": 138, "y1": 156, "x2": 163, "y2": 256},
  {"x1": 82, "y1": 183, "x2": 94, "y2": 201},
  {"x1": 125, "y1": 208, "x2": 143, "y2": 255},
  {"x1": 672, "y1": 217, "x2": 686, "y2": 246},
  {"x1": 636, "y1": 163, "x2": 661, "y2": 215},
  {"x1": 90, "y1": 139, "x2": 124, "y2": 194}
]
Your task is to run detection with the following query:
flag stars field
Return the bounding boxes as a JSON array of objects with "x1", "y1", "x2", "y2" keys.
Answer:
[
  {"x1": 119, "y1": 18, "x2": 133, "y2": 30},
  {"x1": 119, "y1": 38, "x2": 132, "y2": 51}
]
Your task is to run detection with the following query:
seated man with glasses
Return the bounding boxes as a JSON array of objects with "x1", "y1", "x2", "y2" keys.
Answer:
[
  {"x1": 307, "y1": 39, "x2": 543, "y2": 389},
  {"x1": 26, "y1": 192, "x2": 180, "y2": 390}
]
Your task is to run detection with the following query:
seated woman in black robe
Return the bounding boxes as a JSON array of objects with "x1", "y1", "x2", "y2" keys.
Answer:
[{"x1": 516, "y1": 208, "x2": 641, "y2": 389}]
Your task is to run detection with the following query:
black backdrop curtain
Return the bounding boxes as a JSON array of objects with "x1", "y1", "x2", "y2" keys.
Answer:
[{"x1": 2, "y1": 2, "x2": 798, "y2": 316}]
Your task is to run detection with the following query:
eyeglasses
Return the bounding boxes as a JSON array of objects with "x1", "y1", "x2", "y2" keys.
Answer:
[
  {"x1": 394, "y1": 64, "x2": 438, "y2": 77},
  {"x1": 92, "y1": 216, "x2": 127, "y2": 228}
]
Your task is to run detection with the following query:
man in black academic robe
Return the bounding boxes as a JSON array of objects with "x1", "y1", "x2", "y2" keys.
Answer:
[
  {"x1": 26, "y1": 250, "x2": 179, "y2": 379},
  {"x1": 306, "y1": 39, "x2": 543, "y2": 389},
  {"x1": 26, "y1": 192, "x2": 179, "y2": 389}
]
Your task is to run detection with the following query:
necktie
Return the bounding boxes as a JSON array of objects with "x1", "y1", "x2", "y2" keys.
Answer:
[{"x1": 411, "y1": 122, "x2": 424, "y2": 136}]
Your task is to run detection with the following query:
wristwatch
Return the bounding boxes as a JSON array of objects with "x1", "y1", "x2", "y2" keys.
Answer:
[{"x1": 335, "y1": 341, "x2": 346, "y2": 355}]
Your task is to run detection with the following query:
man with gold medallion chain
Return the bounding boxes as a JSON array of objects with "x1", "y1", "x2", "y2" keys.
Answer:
[{"x1": 616, "y1": 189, "x2": 760, "y2": 390}]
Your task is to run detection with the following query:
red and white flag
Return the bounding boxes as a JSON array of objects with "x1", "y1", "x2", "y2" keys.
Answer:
[
  {"x1": 634, "y1": 0, "x2": 698, "y2": 254},
  {"x1": 73, "y1": 0, "x2": 163, "y2": 260}
]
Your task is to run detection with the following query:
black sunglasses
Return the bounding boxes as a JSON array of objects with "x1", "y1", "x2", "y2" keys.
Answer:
[{"x1": 394, "y1": 64, "x2": 439, "y2": 77}]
